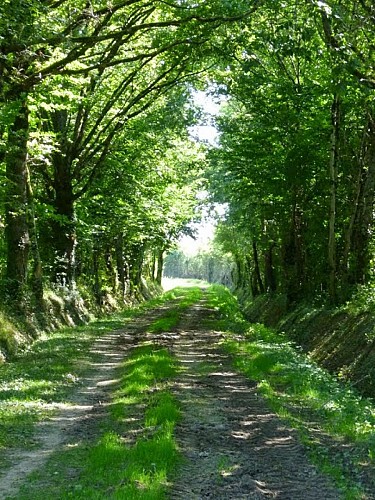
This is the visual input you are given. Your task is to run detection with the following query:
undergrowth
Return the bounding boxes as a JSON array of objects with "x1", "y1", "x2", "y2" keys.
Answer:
[{"x1": 205, "y1": 284, "x2": 375, "y2": 499}]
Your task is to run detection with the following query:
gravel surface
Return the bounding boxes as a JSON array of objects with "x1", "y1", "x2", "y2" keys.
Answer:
[{"x1": 168, "y1": 301, "x2": 342, "y2": 499}]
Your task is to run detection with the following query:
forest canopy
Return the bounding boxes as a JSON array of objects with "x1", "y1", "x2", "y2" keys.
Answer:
[{"x1": 0, "y1": 0, "x2": 374, "y2": 310}]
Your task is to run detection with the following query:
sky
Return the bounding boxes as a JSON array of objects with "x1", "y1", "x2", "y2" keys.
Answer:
[
  {"x1": 177, "y1": 91, "x2": 225, "y2": 255},
  {"x1": 177, "y1": 90, "x2": 225, "y2": 256},
  {"x1": 188, "y1": 89, "x2": 221, "y2": 146},
  {"x1": 178, "y1": 218, "x2": 216, "y2": 256}
]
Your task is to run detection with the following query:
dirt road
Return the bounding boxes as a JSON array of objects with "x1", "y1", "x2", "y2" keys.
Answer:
[
  {"x1": 168, "y1": 301, "x2": 340, "y2": 499},
  {"x1": 0, "y1": 296, "x2": 344, "y2": 499}
]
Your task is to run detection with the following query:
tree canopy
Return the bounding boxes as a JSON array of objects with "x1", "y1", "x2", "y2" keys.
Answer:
[
  {"x1": 0, "y1": 0, "x2": 374, "y2": 309},
  {"x1": 205, "y1": 0, "x2": 375, "y2": 305}
]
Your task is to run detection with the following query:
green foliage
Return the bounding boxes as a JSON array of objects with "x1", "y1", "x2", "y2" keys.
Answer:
[
  {"x1": 204, "y1": 284, "x2": 247, "y2": 332},
  {"x1": 164, "y1": 247, "x2": 234, "y2": 286},
  {"x1": 1, "y1": 0, "x2": 255, "y2": 302},
  {"x1": 204, "y1": 0, "x2": 375, "y2": 305}
]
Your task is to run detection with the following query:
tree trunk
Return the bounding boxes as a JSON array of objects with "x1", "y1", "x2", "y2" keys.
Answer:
[
  {"x1": 328, "y1": 93, "x2": 340, "y2": 303},
  {"x1": 115, "y1": 233, "x2": 127, "y2": 299},
  {"x1": 282, "y1": 199, "x2": 305, "y2": 305},
  {"x1": 93, "y1": 233, "x2": 101, "y2": 305},
  {"x1": 52, "y1": 173, "x2": 76, "y2": 286},
  {"x1": 156, "y1": 249, "x2": 164, "y2": 285},
  {"x1": 233, "y1": 254, "x2": 243, "y2": 290},
  {"x1": 50, "y1": 110, "x2": 76, "y2": 287},
  {"x1": 252, "y1": 240, "x2": 265, "y2": 294},
  {"x1": 129, "y1": 244, "x2": 144, "y2": 294},
  {"x1": 264, "y1": 243, "x2": 277, "y2": 292},
  {"x1": 151, "y1": 251, "x2": 157, "y2": 281},
  {"x1": 26, "y1": 165, "x2": 44, "y2": 304},
  {"x1": 105, "y1": 244, "x2": 117, "y2": 294},
  {"x1": 5, "y1": 100, "x2": 31, "y2": 300},
  {"x1": 341, "y1": 162, "x2": 362, "y2": 289},
  {"x1": 350, "y1": 115, "x2": 375, "y2": 285}
]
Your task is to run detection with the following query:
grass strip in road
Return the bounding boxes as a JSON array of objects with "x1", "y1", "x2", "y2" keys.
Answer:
[
  {"x1": 71, "y1": 344, "x2": 182, "y2": 499},
  {"x1": 15, "y1": 343, "x2": 182, "y2": 499},
  {"x1": 205, "y1": 285, "x2": 375, "y2": 499},
  {"x1": 147, "y1": 286, "x2": 202, "y2": 334}
]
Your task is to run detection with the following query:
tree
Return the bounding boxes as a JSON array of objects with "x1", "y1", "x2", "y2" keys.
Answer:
[
  {"x1": 0, "y1": 0, "x2": 260, "y2": 299},
  {"x1": 69, "y1": 92, "x2": 205, "y2": 301},
  {"x1": 206, "y1": 0, "x2": 375, "y2": 305}
]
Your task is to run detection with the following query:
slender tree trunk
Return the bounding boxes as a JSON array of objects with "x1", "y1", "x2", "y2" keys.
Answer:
[
  {"x1": 245, "y1": 255, "x2": 252, "y2": 284},
  {"x1": 233, "y1": 254, "x2": 242, "y2": 290},
  {"x1": 328, "y1": 93, "x2": 341, "y2": 303},
  {"x1": 151, "y1": 251, "x2": 157, "y2": 281},
  {"x1": 156, "y1": 249, "x2": 164, "y2": 285},
  {"x1": 105, "y1": 244, "x2": 117, "y2": 294},
  {"x1": 52, "y1": 174, "x2": 76, "y2": 286},
  {"x1": 282, "y1": 198, "x2": 305, "y2": 304},
  {"x1": 252, "y1": 240, "x2": 265, "y2": 294},
  {"x1": 341, "y1": 163, "x2": 362, "y2": 288},
  {"x1": 264, "y1": 243, "x2": 277, "y2": 292},
  {"x1": 5, "y1": 100, "x2": 31, "y2": 300},
  {"x1": 93, "y1": 233, "x2": 101, "y2": 304},
  {"x1": 115, "y1": 233, "x2": 126, "y2": 299},
  {"x1": 129, "y1": 245, "x2": 144, "y2": 293},
  {"x1": 350, "y1": 115, "x2": 375, "y2": 285},
  {"x1": 26, "y1": 165, "x2": 43, "y2": 303}
]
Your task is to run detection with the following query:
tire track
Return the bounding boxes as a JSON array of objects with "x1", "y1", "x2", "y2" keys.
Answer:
[{"x1": 169, "y1": 300, "x2": 342, "y2": 499}]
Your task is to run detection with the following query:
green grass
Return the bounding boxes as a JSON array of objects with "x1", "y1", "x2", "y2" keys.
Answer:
[
  {"x1": 147, "y1": 286, "x2": 202, "y2": 334},
  {"x1": 204, "y1": 284, "x2": 247, "y2": 333},
  {"x1": 12, "y1": 341, "x2": 182, "y2": 500},
  {"x1": 45, "y1": 345, "x2": 182, "y2": 500},
  {"x1": 0, "y1": 287, "x2": 197, "y2": 453},
  {"x1": 0, "y1": 317, "x2": 124, "y2": 451},
  {"x1": 205, "y1": 285, "x2": 375, "y2": 498}
]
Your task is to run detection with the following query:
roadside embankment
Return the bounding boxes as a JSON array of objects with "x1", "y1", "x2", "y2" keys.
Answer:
[
  {"x1": 242, "y1": 293, "x2": 375, "y2": 399},
  {"x1": 0, "y1": 279, "x2": 161, "y2": 362}
]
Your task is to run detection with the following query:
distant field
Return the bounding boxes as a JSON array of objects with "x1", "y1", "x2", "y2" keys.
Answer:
[{"x1": 162, "y1": 277, "x2": 209, "y2": 290}]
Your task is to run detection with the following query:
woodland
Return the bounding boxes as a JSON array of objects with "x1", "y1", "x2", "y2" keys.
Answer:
[
  {"x1": 0, "y1": 0, "x2": 375, "y2": 320},
  {"x1": 1, "y1": 2, "x2": 375, "y2": 497}
]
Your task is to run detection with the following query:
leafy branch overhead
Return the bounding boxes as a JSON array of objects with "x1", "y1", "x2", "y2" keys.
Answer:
[
  {"x1": 0, "y1": 0, "x2": 258, "y2": 94},
  {"x1": 1, "y1": 0, "x2": 375, "y2": 311},
  {"x1": 0, "y1": 0, "x2": 260, "y2": 296}
]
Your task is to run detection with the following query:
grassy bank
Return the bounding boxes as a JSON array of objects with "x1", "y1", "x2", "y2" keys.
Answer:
[
  {"x1": 242, "y1": 291, "x2": 375, "y2": 399},
  {"x1": 205, "y1": 285, "x2": 375, "y2": 499}
]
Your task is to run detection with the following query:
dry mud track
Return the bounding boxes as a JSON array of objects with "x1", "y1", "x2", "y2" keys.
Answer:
[
  {"x1": 0, "y1": 296, "x2": 344, "y2": 499},
  {"x1": 169, "y1": 300, "x2": 341, "y2": 500}
]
